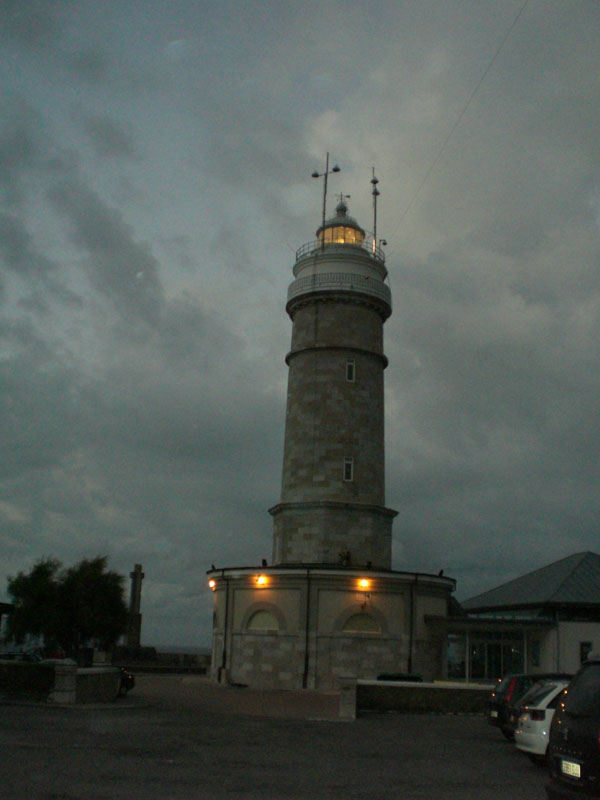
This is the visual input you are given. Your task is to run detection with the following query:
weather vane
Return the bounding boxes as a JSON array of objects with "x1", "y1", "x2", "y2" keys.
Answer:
[{"x1": 312, "y1": 153, "x2": 340, "y2": 250}]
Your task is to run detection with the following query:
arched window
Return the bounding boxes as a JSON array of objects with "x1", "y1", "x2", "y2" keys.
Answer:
[
  {"x1": 246, "y1": 609, "x2": 280, "y2": 632},
  {"x1": 342, "y1": 613, "x2": 381, "y2": 634}
]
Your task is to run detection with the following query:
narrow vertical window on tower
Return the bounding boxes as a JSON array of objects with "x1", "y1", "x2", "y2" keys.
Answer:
[
  {"x1": 344, "y1": 457, "x2": 354, "y2": 482},
  {"x1": 346, "y1": 359, "x2": 355, "y2": 382}
]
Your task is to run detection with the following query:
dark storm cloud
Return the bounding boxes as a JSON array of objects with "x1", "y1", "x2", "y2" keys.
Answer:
[
  {"x1": 0, "y1": 213, "x2": 81, "y2": 309},
  {"x1": 0, "y1": 99, "x2": 44, "y2": 205},
  {"x1": 0, "y1": 213, "x2": 57, "y2": 276},
  {"x1": 0, "y1": 319, "x2": 81, "y2": 478},
  {"x1": 47, "y1": 179, "x2": 164, "y2": 325},
  {"x1": 0, "y1": 0, "x2": 64, "y2": 50},
  {"x1": 1, "y1": 0, "x2": 599, "y2": 645},
  {"x1": 68, "y1": 49, "x2": 111, "y2": 85},
  {"x1": 387, "y1": 232, "x2": 600, "y2": 595},
  {"x1": 82, "y1": 115, "x2": 137, "y2": 159}
]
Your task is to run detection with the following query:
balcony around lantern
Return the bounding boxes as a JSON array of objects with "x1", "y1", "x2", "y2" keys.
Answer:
[{"x1": 287, "y1": 270, "x2": 392, "y2": 309}]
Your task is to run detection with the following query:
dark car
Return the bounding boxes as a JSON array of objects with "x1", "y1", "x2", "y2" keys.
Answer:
[
  {"x1": 487, "y1": 673, "x2": 572, "y2": 738},
  {"x1": 0, "y1": 650, "x2": 43, "y2": 662},
  {"x1": 546, "y1": 655, "x2": 600, "y2": 799}
]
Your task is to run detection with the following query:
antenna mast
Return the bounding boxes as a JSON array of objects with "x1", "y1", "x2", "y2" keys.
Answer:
[
  {"x1": 312, "y1": 153, "x2": 340, "y2": 250},
  {"x1": 371, "y1": 168, "x2": 380, "y2": 254}
]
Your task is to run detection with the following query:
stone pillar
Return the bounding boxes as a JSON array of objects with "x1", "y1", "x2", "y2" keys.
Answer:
[
  {"x1": 126, "y1": 564, "x2": 144, "y2": 647},
  {"x1": 47, "y1": 661, "x2": 77, "y2": 704}
]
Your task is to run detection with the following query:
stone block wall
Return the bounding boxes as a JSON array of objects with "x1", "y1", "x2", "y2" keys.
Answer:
[
  {"x1": 289, "y1": 299, "x2": 385, "y2": 353},
  {"x1": 281, "y1": 346, "x2": 385, "y2": 504},
  {"x1": 229, "y1": 633, "x2": 304, "y2": 689},
  {"x1": 208, "y1": 569, "x2": 455, "y2": 691},
  {"x1": 316, "y1": 635, "x2": 407, "y2": 691},
  {"x1": 271, "y1": 502, "x2": 393, "y2": 567}
]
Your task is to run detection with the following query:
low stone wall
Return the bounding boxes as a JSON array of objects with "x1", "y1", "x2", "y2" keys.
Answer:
[
  {"x1": 1, "y1": 661, "x2": 123, "y2": 704},
  {"x1": 339, "y1": 679, "x2": 492, "y2": 719},
  {"x1": 76, "y1": 667, "x2": 121, "y2": 703},
  {"x1": 113, "y1": 646, "x2": 209, "y2": 674},
  {"x1": 0, "y1": 661, "x2": 55, "y2": 701}
]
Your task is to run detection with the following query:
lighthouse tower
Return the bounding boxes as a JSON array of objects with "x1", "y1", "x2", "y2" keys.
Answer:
[
  {"x1": 270, "y1": 197, "x2": 397, "y2": 568},
  {"x1": 207, "y1": 168, "x2": 455, "y2": 690}
]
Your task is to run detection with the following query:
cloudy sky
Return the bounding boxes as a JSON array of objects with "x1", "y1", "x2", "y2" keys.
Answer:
[{"x1": 1, "y1": 0, "x2": 599, "y2": 647}]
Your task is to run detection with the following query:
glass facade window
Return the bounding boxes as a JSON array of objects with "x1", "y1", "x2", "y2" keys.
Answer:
[
  {"x1": 344, "y1": 457, "x2": 354, "y2": 481},
  {"x1": 580, "y1": 641, "x2": 593, "y2": 663},
  {"x1": 531, "y1": 638, "x2": 541, "y2": 667},
  {"x1": 446, "y1": 631, "x2": 525, "y2": 680},
  {"x1": 447, "y1": 634, "x2": 467, "y2": 679}
]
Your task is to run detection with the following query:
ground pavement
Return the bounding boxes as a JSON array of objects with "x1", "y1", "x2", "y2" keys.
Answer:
[{"x1": 2, "y1": 674, "x2": 549, "y2": 799}]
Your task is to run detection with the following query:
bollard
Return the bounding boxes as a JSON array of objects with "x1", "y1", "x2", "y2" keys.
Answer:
[{"x1": 338, "y1": 678, "x2": 356, "y2": 720}]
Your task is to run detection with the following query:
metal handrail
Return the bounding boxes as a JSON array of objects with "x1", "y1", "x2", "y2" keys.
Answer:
[
  {"x1": 287, "y1": 272, "x2": 392, "y2": 305},
  {"x1": 296, "y1": 238, "x2": 386, "y2": 263}
]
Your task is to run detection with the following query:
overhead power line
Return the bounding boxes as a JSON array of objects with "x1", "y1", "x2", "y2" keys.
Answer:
[{"x1": 391, "y1": 0, "x2": 531, "y2": 238}]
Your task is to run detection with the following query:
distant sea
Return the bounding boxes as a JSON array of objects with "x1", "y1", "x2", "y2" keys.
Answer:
[{"x1": 154, "y1": 645, "x2": 211, "y2": 656}]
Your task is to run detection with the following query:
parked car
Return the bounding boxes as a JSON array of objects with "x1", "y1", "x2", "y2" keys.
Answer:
[
  {"x1": 487, "y1": 673, "x2": 572, "y2": 738},
  {"x1": 513, "y1": 680, "x2": 570, "y2": 762},
  {"x1": 503, "y1": 676, "x2": 572, "y2": 740},
  {"x1": 0, "y1": 650, "x2": 43, "y2": 662},
  {"x1": 546, "y1": 654, "x2": 600, "y2": 799}
]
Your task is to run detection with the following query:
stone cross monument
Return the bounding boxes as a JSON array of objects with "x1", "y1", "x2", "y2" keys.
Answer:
[{"x1": 126, "y1": 563, "x2": 144, "y2": 647}]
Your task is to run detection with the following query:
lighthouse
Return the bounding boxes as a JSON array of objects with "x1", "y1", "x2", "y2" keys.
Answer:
[
  {"x1": 270, "y1": 194, "x2": 396, "y2": 569},
  {"x1": 208, "y1": 164, "x2": 455, "y2": 690}
]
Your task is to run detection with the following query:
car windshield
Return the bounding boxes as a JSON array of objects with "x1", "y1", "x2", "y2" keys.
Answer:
[{"x1": 563, "y1": 664, "x2": 600, "y2": 717}]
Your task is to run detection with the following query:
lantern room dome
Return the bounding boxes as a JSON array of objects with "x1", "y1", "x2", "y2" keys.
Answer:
[{"x1": 316, "y1": 200, "x2": 365, "y2": 247}]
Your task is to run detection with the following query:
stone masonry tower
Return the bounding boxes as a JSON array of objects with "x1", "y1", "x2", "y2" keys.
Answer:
[
  {"x1": 269, "y1": 199, "x2": 397, "y2": 568},
  {"x1": 207, "y1": 168, "x2": 455, "y2": 690}
]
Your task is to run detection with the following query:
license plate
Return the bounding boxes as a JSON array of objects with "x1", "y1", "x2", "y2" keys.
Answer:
[
  {"x1": 561, "y1": 760, "x2": 581, "y2": 779},
  {"x1": 490, "y1": 710, "x2": 498, "y2": 718}
]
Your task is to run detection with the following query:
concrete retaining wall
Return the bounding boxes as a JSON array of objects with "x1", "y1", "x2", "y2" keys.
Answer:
[{"x1": 353, "y1": 680, "x2": 492, "y2": 716}]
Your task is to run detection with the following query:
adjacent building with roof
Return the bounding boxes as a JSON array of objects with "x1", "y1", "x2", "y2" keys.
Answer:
[{"x1": 441, "y1": 552, "x2": 600, "y2": 681}]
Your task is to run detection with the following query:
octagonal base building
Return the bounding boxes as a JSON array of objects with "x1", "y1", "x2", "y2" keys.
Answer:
[{"x1": 207, "y1": 196, "x2": 455, "y2": 690}]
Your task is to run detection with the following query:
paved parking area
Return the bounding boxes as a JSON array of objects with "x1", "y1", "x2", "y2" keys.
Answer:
[{"x1": 2, "y1": 675, "x2": 548, "y2": 799}]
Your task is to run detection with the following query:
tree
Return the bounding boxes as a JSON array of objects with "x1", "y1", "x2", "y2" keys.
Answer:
[{"x1": 5, "y1": 556, "x2": 128, "y2": 656}]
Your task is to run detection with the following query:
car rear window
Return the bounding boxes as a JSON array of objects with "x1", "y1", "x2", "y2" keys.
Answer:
[
  {"x1": 520, "y1": 683, "x2": 556, "y2": 707},
  {"x1": 563, "y1": 664, "x2": 600, "y2": 717}
]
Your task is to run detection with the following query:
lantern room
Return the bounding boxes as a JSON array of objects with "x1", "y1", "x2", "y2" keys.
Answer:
[{"x1": 316, "y1": 199, "x2": 365, "y2": 246}]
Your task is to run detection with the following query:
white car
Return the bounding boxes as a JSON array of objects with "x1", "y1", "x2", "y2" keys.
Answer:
[{"x1": 514, "y1": 680, "x2": 570, "y2": 762}]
